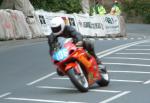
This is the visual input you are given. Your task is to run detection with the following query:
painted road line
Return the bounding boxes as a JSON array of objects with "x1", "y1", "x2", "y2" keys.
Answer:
[
  {"x1": 37, "y1": 86, "x2": 121, "y2": 93},
  {"x1": 52, "y1": 77, "x2": 69, "y2": 80},
  {"x1": 109, "y1": 70, "x2": 150, "y2": 74},
  {"x1": 99, "y1": 91, "x2": 131, "y2": 103},
  {"x1": 27, "y1": 72, "x2": 56, "y2": 86},
  {"x1": 143, "y1": 80, "x2": 150, "y2": 84},
  {"x1": 116, "y1": 53, "x2": 150, "y2": 55},
  {"x1": 125, "y1": 49, "x2": 150, "y2": 51},
  {"x1": 134, "y1": 45, "x2": 150, "y2": 47},
  {"x1": 97, "y1": 44, "x2": 125, "y2": 56},
  {"x1": 26, "y1": 41, "x2": 149, "y2": 86},
  {"x1": 123, "y1": 38, "x2": 128, "y2": 40},
  {"x1": 0, "y1": 92, "x2": 11, "y2": 98},
  {"x1": 110, "y1": 79, "x2": 143, "y2": 83},
  {"x1": 130, "y1": 38, "x2": 134, "y2": 40},
  {"x1": 96, "y1": 41, "x2": 134, "y2": 56},
  {"x1": 107, "y1": 38, "x2": 113, "y2": 40},
  {"x1": 114, "y1": 38, "x2": 120, "y2": 40},
  {"x1": 26, "y1": 40, "x2": 150, "y2": 86},
  {"x1": 52, "y1": 77, "x2": 143, "y2": 83},
  {"x1": 5, "y1": 97, "x2": 86, "y2": 103},
  {"x1": 104, "y1": 57, "x2": 150, "y2": 61},
  {"x1": 103, "y1": 62, "x2": 150, "y2": 67},
  {"x1": 96, "y1": 40, "x2": 144, "y2": 56},
  {"x1": 97, "y1": 40, "x2": 150, "y2": 58}
]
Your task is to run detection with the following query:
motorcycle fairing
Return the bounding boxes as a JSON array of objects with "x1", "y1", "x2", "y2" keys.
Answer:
[{"x1": 52, "y1": 48, "x2": 69, "y2": 61}]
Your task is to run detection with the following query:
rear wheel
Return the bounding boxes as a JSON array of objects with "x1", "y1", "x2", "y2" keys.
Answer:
[
  {"x1": 67, "y1": 66, "x2": 89, "y2": 92},
  {"x1": 97, "y1": 65, "x2": 110, "y2": 87}
]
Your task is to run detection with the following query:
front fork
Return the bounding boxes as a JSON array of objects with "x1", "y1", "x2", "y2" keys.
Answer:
[{"x1": 64, "y1": 62, "x2": 81, "y2": 74}]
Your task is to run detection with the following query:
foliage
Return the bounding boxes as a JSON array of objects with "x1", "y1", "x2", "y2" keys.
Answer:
[
  {"x1": 0, "y1": 0, "x2": 2, "y2": 5},
  {"x1": 29, "y1": 0, "x2": 82, "y2": 13},
  {"x1": 0, "y1": 0, "x2": 149, "y2": 23},
  {"x1": 123, "y1": 0, "x2": 150, "y2": 24}
]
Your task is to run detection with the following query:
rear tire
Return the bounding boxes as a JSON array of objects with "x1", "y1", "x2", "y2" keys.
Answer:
[
  {"x1": 67, "y1": 68, "x2": 89, "y2": 92},
  {"x1": 97, "y1": 65, "x2": 110, "y2": 87}
]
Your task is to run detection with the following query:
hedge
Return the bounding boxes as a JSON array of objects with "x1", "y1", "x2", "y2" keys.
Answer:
[
  {"x1": 0, "y1": 0, "x2": 149, "y2": 23},
  {"x1": 123, "y1": 0, "x2": 150, "y2": 24},
  {"x1": 30, "y1": 0, "x2": 82, "y2": 13}
]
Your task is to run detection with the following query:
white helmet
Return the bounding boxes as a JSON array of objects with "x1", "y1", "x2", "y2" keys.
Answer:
[{"x1": 50, "y1": 17, "x2": 65, "y2": 36}]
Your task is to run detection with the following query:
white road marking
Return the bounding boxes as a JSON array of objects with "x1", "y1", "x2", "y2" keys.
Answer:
[
  {"x1": 143, "y1": 80, "x2": 150, "y2": 84},
  {"x1": 25, "y1": 40, "x2": 150, "y2": 87},
  {"x1": 125, "y1": 49, "x2": 150, "y2": 51},
  {"x1": 27, "y1": 72, "x2": 56, "y2": 86},
  {"x1": 0, "y1": 92, "x2": 11, "y2": 98},
  {"x1": 97, "y1": 40, "x2": 149, "y2": 56},
  {"x1": 103, "y1": 62, "x2": 150, "y2": 67},
  {"x1": 130, "y1": 38, "x2": 134, "y2": 40},
  {"x1": 52, "y1": 77, "x2": 69, "y2": 80},
  {"x1": 37, "y1": 86, "x2": 121, "y2": 93},
  {"x1": 116, "y1": 53, "x2": 150, "y2": 55},
  {"x1": 134, "y1": 45, "x2": 150, "y2": 47},
  {"x1": 97, "y1": 44, "x2": 124, "y2": 56},
  {"x1": 5, "y1": 97, "x2": 86, "y2": 103},
  {"x1": 123, "y1": 38, "x2": 128, "y2": 40},
  {"x1": 99, "y1": 91, "x2": 131, "y2": 103},
  {"x1": 107, "y1": 38, "x2": 112, "y2": 40},
  {"x1": 110, "y1": 79, "x2": 143, "y2": 83},
  {"x1": 52, "y1": 77, "x2": 143, "y2": 83},
  {"x1": 115, "y1": 38, "x2": 120, "y2": 40},
  {"x1": 97, "y1": 40, "x2": 150, "y2": 58},
  {"x1": 109, "y1": 70, "x2": 150, "y2": 74},
  {"x1": 104, "y1": 57, "x2": 150, "y2": 61}
]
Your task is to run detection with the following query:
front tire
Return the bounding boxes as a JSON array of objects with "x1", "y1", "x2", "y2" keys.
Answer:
[{"x1": 67, "y1": 68, "x2": 89, "y2": 92}]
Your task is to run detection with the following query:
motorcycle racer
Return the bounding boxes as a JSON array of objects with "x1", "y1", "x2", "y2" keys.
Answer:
[{"x1": 47, "y1": 17, "x2": 101, "y2": 75}]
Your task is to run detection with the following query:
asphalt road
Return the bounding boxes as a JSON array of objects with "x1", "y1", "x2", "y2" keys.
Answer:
[{"x1": 0, "y1": 24, "x2": 150, "y2": 103}]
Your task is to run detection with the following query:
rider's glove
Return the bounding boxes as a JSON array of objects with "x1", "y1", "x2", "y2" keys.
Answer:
[{"x1": 76, "y1": 41, "x2": 83, "y2": 48}]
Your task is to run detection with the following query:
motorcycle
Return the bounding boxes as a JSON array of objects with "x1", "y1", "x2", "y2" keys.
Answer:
[{"x1": 51, "y1": 37, "x2": 110, "y2": 92}]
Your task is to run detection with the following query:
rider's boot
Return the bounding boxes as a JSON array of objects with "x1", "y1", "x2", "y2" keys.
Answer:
[
  {"x1": 95, "y1": 57, "x2": 105, "y2": 69},
  {"x1": 96, "y1": 57, "x2": 102, "y2": 65}
]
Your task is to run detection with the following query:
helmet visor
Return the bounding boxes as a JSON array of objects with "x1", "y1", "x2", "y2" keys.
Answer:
[{"x1": 51, "y1": 25, "x2": 61, "y2": 33}]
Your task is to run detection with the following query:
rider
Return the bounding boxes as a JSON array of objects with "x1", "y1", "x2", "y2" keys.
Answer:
[
  {"x1": 47, "y1": 17, "x2": 101, "y2": 75},
  {"x1": 91, "y1": 0, "x2": 106, "y2": 16},
  {"x1": 110, "y1": 0, "x2": 121, "y2": 15}
]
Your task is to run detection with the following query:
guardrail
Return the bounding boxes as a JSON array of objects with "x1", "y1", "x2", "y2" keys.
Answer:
[{"x1": 0, "y1": 9, "x2": 126, "y2": 40}]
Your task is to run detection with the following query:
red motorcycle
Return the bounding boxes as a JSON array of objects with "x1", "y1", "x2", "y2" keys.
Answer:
[{"x1": 51, "y1": 37, "x2": 109, "y2": 92}]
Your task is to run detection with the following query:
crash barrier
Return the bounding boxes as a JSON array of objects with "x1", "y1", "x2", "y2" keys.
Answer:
[
  {"x1": 0, "y1": 9, "x2": 126, "y2": 40},
  {"x1": 35, "y1": 10, "x2": 126, "y2": 38},
  {"x1": 0, "y1": 10, "x2": 14, "y2": 40},
  {"x1": 0, "y1": 10, "x2": 32, "y2": 40},
  {"x1": 0, "y1": 9, "x2": 45, "y2": 40}
]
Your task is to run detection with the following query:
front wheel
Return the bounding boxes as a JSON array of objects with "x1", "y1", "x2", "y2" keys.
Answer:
[
  {"x1": 67, "y1": 68, "x2": 89, "y2": 92},
  {"x1": 97, "y1": 65, "x2": 110, "y2": 87}
]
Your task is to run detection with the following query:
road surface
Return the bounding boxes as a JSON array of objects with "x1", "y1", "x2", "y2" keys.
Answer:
[{"x1": 0, "y1": 24, "x2": 150, "y2": 103}]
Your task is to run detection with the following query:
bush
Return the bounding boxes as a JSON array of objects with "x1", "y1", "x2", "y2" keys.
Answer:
[
  {"x1": 30, "y1": 0, "x2": 82, "y2": 13},
  {"x1": 0, "y1": 0, "x2": 2, "y2": 5},
  {"x1": 123, "y1": 0, "x2": 150, "y2": 24}
]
